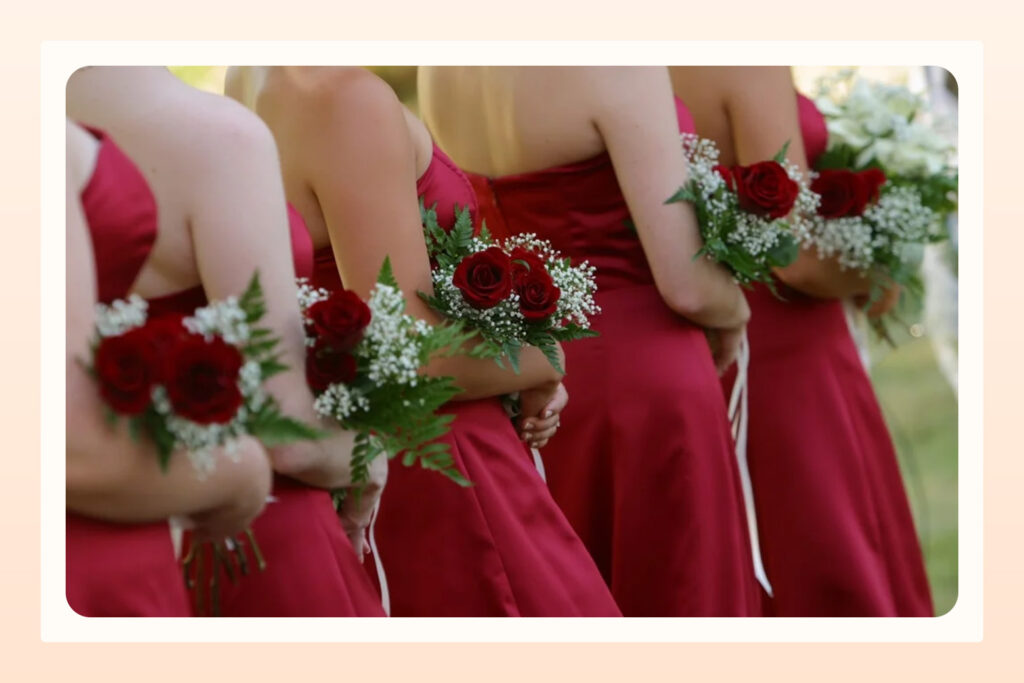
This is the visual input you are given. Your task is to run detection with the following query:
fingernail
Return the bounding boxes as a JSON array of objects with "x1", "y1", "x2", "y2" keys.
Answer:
[
  {"x1": 523, "y1": 423, "x2": 534, "y2": 431},
  {"x1": 544, "y1": 410, "x2": 553, "y2": 418}
]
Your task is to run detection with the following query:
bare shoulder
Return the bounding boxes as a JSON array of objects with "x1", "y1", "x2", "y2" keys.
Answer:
[
  {"x1": 149, "y1": 81, "x2": 280, "y2": 186},
  {"x1": 290, "y1": 67, "x2": 403, "y2": 127},
  {"x1": 571, "y1": 66, "x2": 673, "y2": 113},
  {"x1": 291, "y1": 68, "x2": 413, "y2": 171}
]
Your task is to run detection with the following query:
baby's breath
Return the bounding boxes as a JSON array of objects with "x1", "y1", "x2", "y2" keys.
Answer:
[{"x1": 94, "y1": 294, "x2": 148, "y2": 337}]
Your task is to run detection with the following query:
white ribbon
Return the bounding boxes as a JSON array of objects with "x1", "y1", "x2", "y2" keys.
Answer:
[
  {"x1": 842, "y1": 298, "x2": 873, "y2": 370},
  {"x1": 727, "y1": 335, "x2": 773, "y2": 597},
  {"x1": 367, "y1": 499, "x2": 391, "y2": 616},
  {"x1": 168, "y1": 515, "x2": 190, "y2": 560},
  {"x1": 531, "y1": 447, "x2": 547, "y2": 482}
]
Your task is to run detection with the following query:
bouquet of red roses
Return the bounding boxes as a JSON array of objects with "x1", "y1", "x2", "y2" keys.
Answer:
[
  {"x1": 90, "y1": 274, "x2": 322, "y2": 476},
  {"x1": 665, "y1": 135, "x2": 815, "y2": 291},
  {"x1": 800, "y1": 165, "x2": 946, "y2": 341},
  {"x1": 421, "y1": 202, "x2": 600, "y2": 373},
  {"x1": 298, "y1": 259, "x2": 471, "y2": 490},
  {"x1": 806, "y1": 72, "x2": 956, "y2": 341}
]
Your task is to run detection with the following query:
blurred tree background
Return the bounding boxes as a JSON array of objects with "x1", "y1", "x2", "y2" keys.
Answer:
[{"x1": 169, "y1": 65, "x2": 958, "y2": 615}]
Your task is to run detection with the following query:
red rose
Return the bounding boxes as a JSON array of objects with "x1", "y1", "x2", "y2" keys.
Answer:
[
  {"x1": 165, "y1": 334, "x2": 244, "y2": 424},
  {"x1": 93, "y1": 326, "x2": 160, "y2": 415},
  {"x1": 858, "y1": 167, "x2": 887, "y2": 204},
  {"x1": 143, "y1": 313, "x2": 188, "y2": 382},
  {"x1": 515, "y1": 264, "x2": 561, "y2": 321},
  {"x1": 452, "y1": 247, "x2": 513, "y2": 309},
  {"x1": 713, "y1": 164, "x2": 734, "y2": 187},
  {"x1": 306, "y1": 290, "x2": 371, "y2": 351},
  {"x1": 305, "y1": 342, "x2": 358, "y2": 393},
  {"x1": 812, "y1": 169, "x2": 871, "y2": 218},
  {"x1": 508, "y1": 246, "x2": 548, "y2": 287},
  {"x1": 729, "y1": 161, "x2": 799, "y2": 219}
]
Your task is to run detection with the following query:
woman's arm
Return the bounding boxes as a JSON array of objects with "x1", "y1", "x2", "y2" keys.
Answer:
[
  {"x1": 670, "y1": 66, "x2": 875, "y2": 300},
  {"x1": 589, "y1": 67, "x2": 749, "y2": 333},
  {"x1": 170, "y1": 87, "x2": 364, "y2": 491},
  {"x1": 65, "y1": 122, "x2": 272, "y2": 536},
  {"x1": 298, "y1": 69, "x2": 563, "y2": 400}
]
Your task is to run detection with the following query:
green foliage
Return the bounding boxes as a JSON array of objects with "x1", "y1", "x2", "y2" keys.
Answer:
[
  {"x1": 328, "y1": 258, "x2": 471, "y2": 490},
  {"x1": 239, "y1": 272, "x2": 325, "y2": 447}
]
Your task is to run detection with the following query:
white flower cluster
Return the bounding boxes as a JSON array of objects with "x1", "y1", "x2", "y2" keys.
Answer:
[
  {"x1": 312, "y1": 382, "x2": 371, "y2": 422},
  {"x1": 151, "y1": 384, "x2": 250, "y2": 477},
  {"x1": 503, "y1": 233, "x2": 601, "y2": 329},
  {"x1": 297, "y1": 279, "x2": 430, "y2": 423},
  {"x1": 184, "y1": 297, "x2": 251, "y2": 345},
  {"x1": 802, "y1": 181, "x2": 939, "y2": 272},
  {"x1": 815, "y1": 71, "x2": 956, "y2": 177},
  {"x1": 361, "y1": 283, "x2": 426, "y2": 387},
  {"x1": 94, "y1": 294, "x2": 148, "y2": 337},
  {"x1": 296, "y1": 278, "x2": 330, "y2": 316}
]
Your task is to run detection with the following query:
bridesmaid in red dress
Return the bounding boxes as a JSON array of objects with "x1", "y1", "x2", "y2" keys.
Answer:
[
  {"x1": 226, "y1": 66, "x2": 621, "y2": 617},
  {"x1": 420, "y1": 66, "x2": 761, "y2": 616},
  {"x1": 669, "y1": 66, "x2": 934, "y2": 616},
  {"x1": 66, "y1": 119, "x2": 273, "y2": 616},
  {"x1": 67, "y1": 68, "x2": 386, "y2": 617}
]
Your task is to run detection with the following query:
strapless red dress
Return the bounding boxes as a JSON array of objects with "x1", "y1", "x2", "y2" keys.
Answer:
[
  {"x1": 67, "y1": 128, "x2": 192, "y2": 617},
  {"x1": 147, "y1": 205, "x2": 385, "y2": 617},
  {"x1": 468, "y1": 99, "x2": 761, "y2": 616},
  {"x1": 313, "y1": 144, "x2": 621, "y2": 616},
  {"x1": 721, "y1": 94, "x2": 934, "y2": 616}
]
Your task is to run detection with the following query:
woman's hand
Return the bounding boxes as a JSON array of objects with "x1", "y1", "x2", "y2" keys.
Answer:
[
  {"x1": 855, "y1": 283, "x2": 902, "y2": 319},
  {"x1": 518, "y1": 381, "x2": 569, "y2": 449},
  {"x1": 707, "y1": 324, "x2": 748, "y2": 376},
  {"x1": 187, "y1": 437, "x2": 274, "y2": 543},
  {"x1": 336, "y1": 453, "x2": 388, "y2": 557}
]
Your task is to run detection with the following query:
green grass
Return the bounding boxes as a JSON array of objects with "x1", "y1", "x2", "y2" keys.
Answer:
[{"x1": 870, "y1": 335, "x2": 958, "y2": 615}]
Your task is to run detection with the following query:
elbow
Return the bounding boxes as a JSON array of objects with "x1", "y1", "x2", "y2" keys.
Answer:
[
  {"x1": 65, "y1": 441, "x2": 134, "y2": 513},
  {"x1": 657, "y1": 281, "x2": 713, "y2": 321}
]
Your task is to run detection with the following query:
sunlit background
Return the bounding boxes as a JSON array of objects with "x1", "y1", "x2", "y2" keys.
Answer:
[{"x1": 169, "y1": 65, "x2": 958, "y2": 615}]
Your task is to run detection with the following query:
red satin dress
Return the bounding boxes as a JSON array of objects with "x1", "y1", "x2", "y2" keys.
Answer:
[
  {"x1": 722, "y1": 94, "x2": 934, "y2": 616},
  {"x1": 313, "y1": 144, "x2": 622, "y2": 616},
  {"x1": 147, "y1": 205, "x2": 385, "y2": 617},
  {"x1": 67, "y1": 128, "x2": 192, "y2": 616},
  {"x1": 468, "y1": 99, "x2": 761, "y2": 616}
]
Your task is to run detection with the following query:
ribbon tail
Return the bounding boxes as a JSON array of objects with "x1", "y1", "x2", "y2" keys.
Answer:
[
  {"x1": 168, "y1": 515, "x2": 190, "y2": 561},
  {"x1": 367, "y1": 499, "x2": 391, "y2": 616},
  {"x1": 728, "y1": 335, "x2": 773, "y2": 597},
  {"x1": 531, "y1": 447, "x2": 547, "y2": 482}
]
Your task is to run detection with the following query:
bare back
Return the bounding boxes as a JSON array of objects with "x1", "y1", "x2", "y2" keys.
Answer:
[{"x1": 418, "y1": 66, "x2": 608, "y2": 177}]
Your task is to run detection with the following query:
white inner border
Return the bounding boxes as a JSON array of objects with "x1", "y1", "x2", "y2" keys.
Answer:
[{"x1": 42, "y1": 40, "x2": 982, "y2": 643}]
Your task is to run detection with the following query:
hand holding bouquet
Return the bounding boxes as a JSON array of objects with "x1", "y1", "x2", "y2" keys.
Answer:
[
  {"x1": 665, "y1": 135, "x2": 815, "y2": 292},
  {"x1": 89, "y1": 273, "x2": 322, "y2": 476},
  {"x1": 804, "y1": 71, "x2": 957, "y2": 340},
  {"x1": 421, "y1": 202, "x2": 600, "y2": 374},
  {"x1": 298, "y1": 258, "x2": 472, "y2": 493}
]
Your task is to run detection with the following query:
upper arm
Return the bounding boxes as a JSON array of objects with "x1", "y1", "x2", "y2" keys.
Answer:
[
  {"x1": 181, "y1": 94, "x2": 301, "y2": 306},
  {"x1": 720, "y1": 67, "x2": 809, "y2": 171},
  {"x1": 303, "y1": 71, "x2": 433, "y2": 302},
  {"x1": 589, "y1": 67, "x2": 707, "y2": 296},
  {"x1": 67, "y1": 123, "x2": 98, "y2": 361}
]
